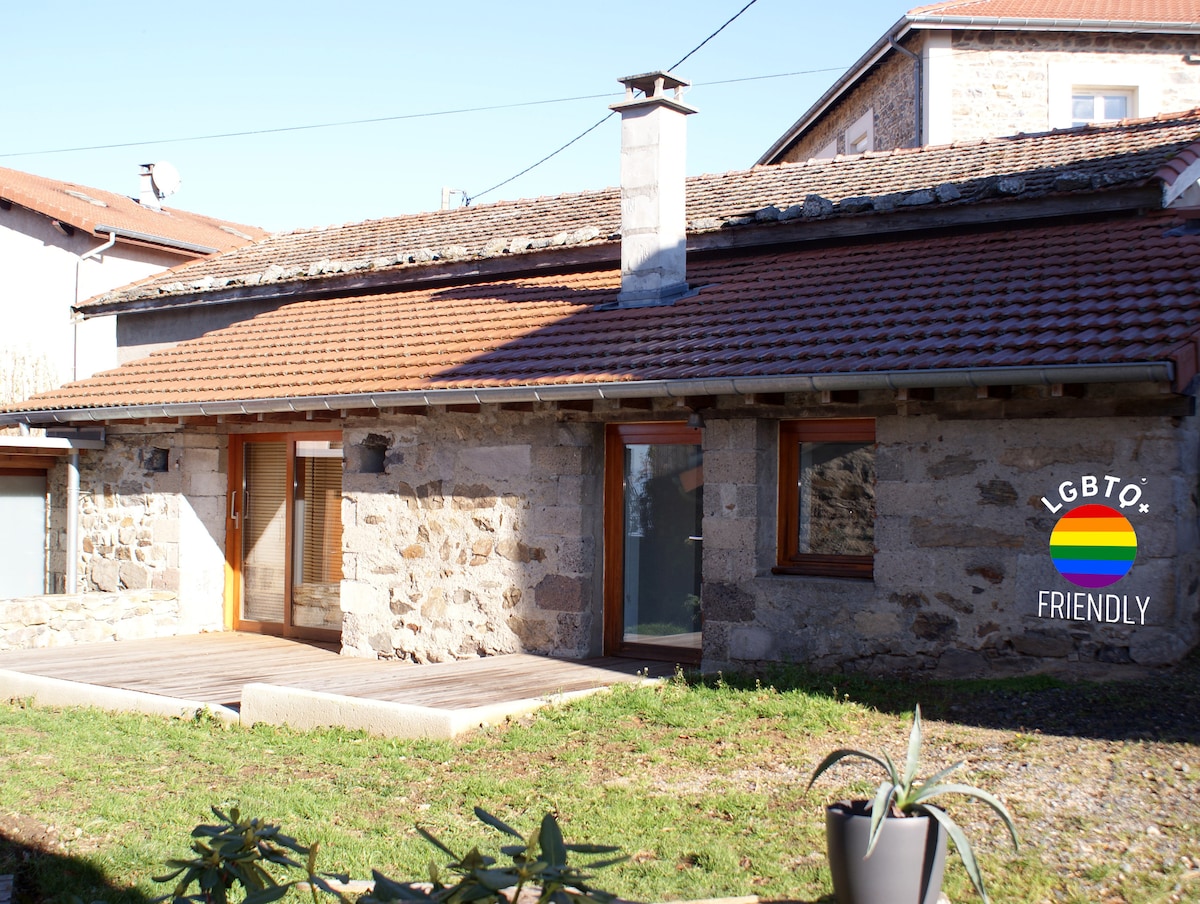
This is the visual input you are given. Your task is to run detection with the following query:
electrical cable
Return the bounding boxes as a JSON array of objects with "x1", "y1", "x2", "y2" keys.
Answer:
[{"x1": 466, "y1": 0, "x2": 761, "y2": 205}]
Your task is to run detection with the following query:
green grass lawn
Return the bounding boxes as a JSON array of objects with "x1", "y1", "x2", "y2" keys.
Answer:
[{"x1": 1, "y1": 664, "x2": 1197, "y2": 904}]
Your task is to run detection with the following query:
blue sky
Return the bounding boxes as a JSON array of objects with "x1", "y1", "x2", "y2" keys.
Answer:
[{"x1": 2, "y1": 1, "x2": 907, "y2": 232}]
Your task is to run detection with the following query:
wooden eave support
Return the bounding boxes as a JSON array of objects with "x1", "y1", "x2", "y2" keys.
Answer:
[
  {"x1": 976, "y1": 385, "x2": 1013, "y2": 400},
  {"x1": 555, "y1": 399, "x2": 594, "y2": 413},
  {"x1": 1050, "y1": 383, "x2": 1087, "y2": 398},
  {"x1": 618, "y1": 398, "x2": 655, "y2": 411},
  {"x1": 896, "y1": 387, "x2": 934, "y2": 402}
]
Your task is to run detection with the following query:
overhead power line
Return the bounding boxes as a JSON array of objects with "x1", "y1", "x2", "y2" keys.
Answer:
[
  {"x1": 467, "y1": 0, "x2": 761, "y2": 204},
  {"x1": 0, "y1": 0, "x2": 771, "y2": 205}
]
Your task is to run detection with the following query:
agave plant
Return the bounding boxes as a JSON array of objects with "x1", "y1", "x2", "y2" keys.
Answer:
[{"x1": 808, "y1": 704, "x2": 1019, "y2": 903}]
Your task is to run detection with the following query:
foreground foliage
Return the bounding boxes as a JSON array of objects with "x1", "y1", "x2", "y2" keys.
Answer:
[{"x1": 155, "y1": 805, "x2": 623, "y2": 904}]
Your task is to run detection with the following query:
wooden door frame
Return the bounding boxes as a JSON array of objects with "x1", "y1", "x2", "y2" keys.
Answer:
[
  {"x1": 602, "y1": 422, "x2": 703, "y2": 663},
  {"x1": 226, "y1": 431, "x2": 342, "y2": 643}
]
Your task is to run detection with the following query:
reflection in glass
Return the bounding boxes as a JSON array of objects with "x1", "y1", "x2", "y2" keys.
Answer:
[{"x1": 622, "y1": 443, "x2": 703, "y2": 651}]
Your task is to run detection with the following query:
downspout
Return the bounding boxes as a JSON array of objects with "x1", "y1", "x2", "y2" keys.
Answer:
[
  {"x1": 66, "y1": 452, "x2": 79, "y2": 594},
  {"x1": 65, "y1": 231, "x2": 114, "y2": 594},
  {"x1": 74, "y1": 231, "x2": 117, "y2": 381},
  {"x1": 889, "y1": 36, "x2": 922, "y2": 147}
]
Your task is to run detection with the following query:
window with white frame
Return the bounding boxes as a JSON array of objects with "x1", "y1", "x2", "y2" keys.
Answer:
[
  {"x1": 1071, "y1": 89, "x2": 1135, "y2": 127},
  {"x1": 1050, "y1": 62, "x2": 1158, "y2": 130},
  {"x1": 844, "y1": 110, "x2": 874, "y2": 155}
]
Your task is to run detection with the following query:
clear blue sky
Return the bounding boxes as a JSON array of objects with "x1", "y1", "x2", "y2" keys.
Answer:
[{"x1": 2, "y1": 1, "x2": 908, "y2": 232}]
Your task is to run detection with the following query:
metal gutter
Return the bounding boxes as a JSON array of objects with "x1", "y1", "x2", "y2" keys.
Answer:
[
  {"x1": 0, "y1": 362, "x2": 1175, "y2": 426},
  {"x1": 93, "y1": 224, "x2": 220, "y2": 255}
]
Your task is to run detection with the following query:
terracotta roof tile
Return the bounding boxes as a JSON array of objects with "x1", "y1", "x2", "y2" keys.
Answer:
[
  {"x1": 0, "y1": 166, "x2": 268, "y2": 253},
  {"x1": 80, "y1": 109, "x2": 1200, "y2": 309},
  {"x1": 906, "y1": 0, "x2": 1200, "y2": 24},
  {"x1": 12, "y1": 207, "x2": 1200, "y2": 416}
]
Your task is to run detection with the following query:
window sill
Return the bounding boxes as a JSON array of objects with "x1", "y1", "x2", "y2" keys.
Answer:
[{"x1": 772, "y1": 560, "x2": 874, "y2": 580}]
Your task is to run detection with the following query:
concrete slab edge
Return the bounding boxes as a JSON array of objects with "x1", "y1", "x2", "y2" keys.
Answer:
[
  {"x1": 241, "y1": 682, "x2": 542, "y2": 738},
  {"x1": 0, "y1": 669, "x2": 238, "y2": 723},
  {"x1": 240, "y1": 680, "x2": 661, "y2": 739}
]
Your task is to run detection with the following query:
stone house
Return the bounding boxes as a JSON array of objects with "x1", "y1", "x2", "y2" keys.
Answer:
[
  {"x1": 759, "y1": 0, "x2": 1200, "y2": 164},
  {"x1": 0, "y1": 164, "x2": 265, "y2": 597},
  {"x1": 3, "y1": 74, "x2": 1199, "y2": 678}
]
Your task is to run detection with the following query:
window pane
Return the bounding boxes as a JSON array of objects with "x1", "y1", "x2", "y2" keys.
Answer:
[
  {"x1": 242, "y1": 442, "x2": 288, "y2": 624},
  {"x1": 797, "y1": 441, "x2": 875, "y2": 556},
  {"x1": 1102, "y1": 94, "x2": 1128, "y2": 121},
  {"x1": 622, "y1": 443, "x2": 703, "y2": 649},
  {"x1": 293, "y1": 444, "x2": 343, "y2": 631},
  {"x1": 1071, "y1": 94, "x2": 1095, "y2": 126}
]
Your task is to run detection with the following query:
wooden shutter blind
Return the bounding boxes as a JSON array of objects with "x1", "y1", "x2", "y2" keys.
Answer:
[
  {"x1": 301, "y1": 456, "x2": 343, "y2": 584},
  {"x1": 242, "y1": 441, "x2": 288, "y2": 623}
]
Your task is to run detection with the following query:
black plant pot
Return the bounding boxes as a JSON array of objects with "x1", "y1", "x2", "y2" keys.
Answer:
[{"x1": 825, "y1": 801, "x2": 947, "y2": 904}]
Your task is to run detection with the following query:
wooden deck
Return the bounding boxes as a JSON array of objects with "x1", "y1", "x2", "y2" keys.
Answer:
[{"x1": 0, "y1": 634, "x2": 675, "y2": 737}]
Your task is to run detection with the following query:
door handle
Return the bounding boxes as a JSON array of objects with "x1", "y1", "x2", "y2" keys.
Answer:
[{"x1": 687, "y1": 535, "x2": 703, "y2": 542}]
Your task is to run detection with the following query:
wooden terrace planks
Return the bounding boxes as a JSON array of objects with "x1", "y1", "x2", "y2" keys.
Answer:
[{"x1": 0, "y1": 634, "x2": 672, "y2": 712}]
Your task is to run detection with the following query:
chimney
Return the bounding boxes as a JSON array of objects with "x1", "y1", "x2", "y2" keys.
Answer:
[
  {"x1": 138, "y1": 164, "x2": 161, "y2": 211},
  {"x1": 610, "y1": 71, "x2": 697, "y2": 307}
]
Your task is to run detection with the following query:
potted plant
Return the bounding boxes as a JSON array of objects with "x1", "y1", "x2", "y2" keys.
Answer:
[{"x1": 808, "y1": 704, "x2": 1019, "y2": 904}]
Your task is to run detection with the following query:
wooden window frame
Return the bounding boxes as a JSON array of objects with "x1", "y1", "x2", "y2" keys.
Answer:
[
  {"x1": 775, "y1": 418, "x2": 875, "y2": 579},
  {"x1": 603, "y1": 422, "x2": 703, "y2": 663}
]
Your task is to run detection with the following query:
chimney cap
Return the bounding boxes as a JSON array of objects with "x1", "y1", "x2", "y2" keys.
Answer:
[
  {"x1": 617, "y1": 71, "x2": 690, "y2": 93},
  {"x1": 611, "y1": 70, "x2": 697, "y2": 115}
]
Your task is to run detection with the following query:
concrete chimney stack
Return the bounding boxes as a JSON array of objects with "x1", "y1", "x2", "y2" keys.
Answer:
[{"x1": 610, "y1": 71, "x2": 697, "y2": 307}]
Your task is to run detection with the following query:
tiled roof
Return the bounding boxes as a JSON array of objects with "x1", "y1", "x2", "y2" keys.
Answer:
[
  {"x1": 12, "y1": 207, "x2": 1199, "y2": 418},
  {"x1": 0, "y1": 166, "x2": 269, "y2": 254},
  {"x1": 907, "y1": 0, "x2": 1200, "y2": 25},
  {"x1": 81, "y1": 110, "x2": 1200, "y2": 310}
]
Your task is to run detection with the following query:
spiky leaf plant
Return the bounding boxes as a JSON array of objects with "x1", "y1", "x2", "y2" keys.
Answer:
[{"x1": 808, "y1": 704, "x2": 1019, "y2": 903}]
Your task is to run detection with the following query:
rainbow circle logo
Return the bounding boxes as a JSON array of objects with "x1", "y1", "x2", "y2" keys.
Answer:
[{"x1": 1049, "y1": 503, "x2": 1137, "y2": 588}]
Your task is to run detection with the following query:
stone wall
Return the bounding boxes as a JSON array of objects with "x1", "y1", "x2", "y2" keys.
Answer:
[
  {"x1": 340, "y1": 408, "x2": 602, "y2": 663},
  {"x1": 776, "y1": 30, "x2": 1200, "y2": 162},
  {"x1": 74, "y1": 425, "x2": 226, "y2": 634},
  {"x1": 20, "y1": 384, "x2": 1194, "y2": 678},
  {"x1": 779, "y1": 41, "x2": 918, "y2": 163},
  {"x1": 702, "y1": 387, "x2": 1200, "y2": 678},
  {"x1": 947, "y1": 31, "x2": 1200, "y2": 139},
  {"x1": 0, "y1": 590, "x2": 181, "y2": 650}
]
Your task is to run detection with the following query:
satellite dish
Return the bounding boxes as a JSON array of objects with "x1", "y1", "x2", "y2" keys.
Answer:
[{"x1": 150, "y1": 161, "x2": 181, "y2": 198}]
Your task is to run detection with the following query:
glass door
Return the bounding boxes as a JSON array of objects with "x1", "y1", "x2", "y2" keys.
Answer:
[
  {"x1": 229, "y1": 433, "x2": 343, "y2": 641},
  {"x1": 604, "y1": 423, "x2": 703, "y2": 662}
]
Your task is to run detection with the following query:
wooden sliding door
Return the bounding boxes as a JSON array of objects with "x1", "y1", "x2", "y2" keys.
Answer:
[{"x1": 228, "y1": 433, "x2": 343, "y2": 641}]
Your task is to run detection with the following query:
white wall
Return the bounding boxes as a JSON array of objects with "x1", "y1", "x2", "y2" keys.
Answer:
[{"x1": 0, "y1": 204, "x2": 188, "y2": 399}]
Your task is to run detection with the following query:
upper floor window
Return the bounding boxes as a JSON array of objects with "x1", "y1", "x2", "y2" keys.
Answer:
[
  {"x1": 776, "y1": 419, "x2": 875, "y2": 579},
  {"x1": 1071, "y1": 90, "x2": 1133, "y2": 127},
  {"x1": 844, "y1": 110, "x2": 874, "y2": 156},
  {"x1": 1049, "y1": 62, "x2": 1158, "y2": 130}
]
